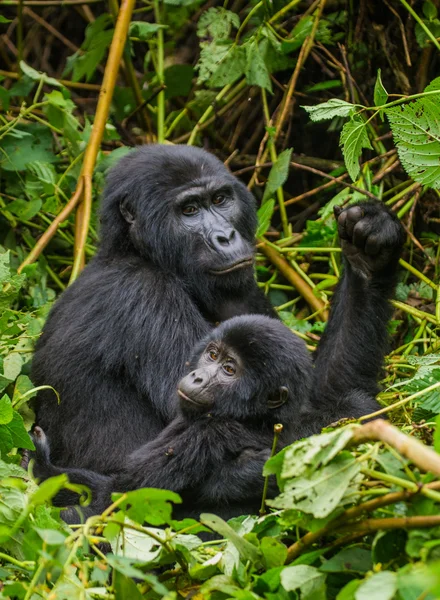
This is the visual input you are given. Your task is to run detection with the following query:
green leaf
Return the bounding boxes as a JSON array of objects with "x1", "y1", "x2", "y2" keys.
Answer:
[
  {"x1": 302, "y1": 99, "x2": 356, "y2": 122},
  {"x1": 0, "y1": 395, "x2": 13, "y2": 425},
  {"x1": 263, "y1": 148, "x2": 293, "y2": 202},
  {"x1": 245, "y1": 40, "x2": 272, "y2": 92},
  {"x1": 424, "y1": 76, "x2": 440, "y2": 92},
  {"x1": 320, "y1": 547, "x2": 372, "y2": 573},
  {"x1": 386, "y1": 96, "x2": 440, "y2": 188},
  {"x1": 423, "y1": 1, "x2": 438, "y2": 19},
  {"x1": 200, "y1": 513, "x2": 262, "y2": 565},
  {"x1": 269, "y1": 454, "x2": 361, "y2": 517},
  {"x1": 256, "y1": 200, "x2": 275, "y2": 238},
  {"x1": 197, "y1": 7, "x2": 239, "y2": 40},
  {"x1": 129, "y1": 21, "x2": 165, "y2": 41},
  {"x1": 265, "y1": 426, "x2": 355, "y2": 480},
  {"x1": 261, "y1": 537, "x2": 288, "y2": 568},
  {"x1": 374, "y1": 68, "x2": 388, "y2": 107},
  {"x1": 209, "y1": 45, "x2": 246, "y2": 88},
  {"x1": 113, "y1": 572, "x2": 143, "y2": 600},
  {"x1": 112, "y1": 488, "x2": 181, "y2": 525},
  {"x1": 434, "y1": 415, "x2": 440, "y2": 453},
  {"x1": 0, "y1": 16, "x2": 12, "y2": 23},
  {"x1": 30, "y1": 474, "x2": 68, "y2": 506},
  {"x1": 3, "y1": 353, "x2": 23, "y2": 381},
  {"x1": 340, "y1": 116, "x2": 372, "y2": 181},
  {"x1": 337, "y1": 579, "x2": 362, "y2": 600},
  {"x1": 34, "y1": 528, "x2": 67, "y2": 545},
  {"x1": 3, "y1": 411, "x2": 34, "y2": 449},
  {"x1": 281, "y1": 565, "x2": 327, "y2": 598},
  {"x1": 20, "y1": 61, "x2": 63, "y2": 88},
  {"x1": 1, "y1": 124, "x2": 56, "y2": 172},
  {"x1": 355, "y1": 571, "x2": 397, "y2": 600}
]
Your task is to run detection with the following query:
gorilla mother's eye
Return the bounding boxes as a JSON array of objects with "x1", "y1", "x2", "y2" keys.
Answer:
[
  {"x1": 182, "y1": 204, "x2": 198, "y2": 216},
  {"x1": 212, "y1": 194, "x2": 226, "y2": 206},
  {"x1": 222, "y1": 362, "x2": 236, "y2": 376}
]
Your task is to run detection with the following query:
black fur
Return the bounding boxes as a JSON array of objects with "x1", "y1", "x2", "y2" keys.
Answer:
[
  {"x1": 33, "y1": 315, "x2": 314, "y2": 522},
  {"x1": 31, "y1": 144, "x2": 404, "y2": 486}
]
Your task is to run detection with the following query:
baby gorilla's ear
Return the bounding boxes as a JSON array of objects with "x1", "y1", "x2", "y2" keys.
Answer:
[
  {"x1": 120, "y1": 197, "x2": 136, "y2": 224},
  {"x1": 267, "y1": 386, "x2": 289, "y2": 409}
]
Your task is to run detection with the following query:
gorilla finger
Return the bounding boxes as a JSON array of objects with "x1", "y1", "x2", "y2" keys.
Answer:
[
  {"x1": 333, "y1": 205, "x2": 343, "y2": 218},
  {"x1": 344, "y1": 206, "x2": 364, "y2": 239},
  {"x1": 352, "y1": 220, "x2": 372, "y2": 251},
  {"x1": 337, "y1": 210, "x2": 349, "y2": 239},
  {"x1": 364, "y1": 234, "x2": 381, "y2": 256}
]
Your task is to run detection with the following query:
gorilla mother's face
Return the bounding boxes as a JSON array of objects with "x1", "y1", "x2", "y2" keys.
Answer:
[{"x1": 173, "y1": 176, "x2": 255, "y2": 276}]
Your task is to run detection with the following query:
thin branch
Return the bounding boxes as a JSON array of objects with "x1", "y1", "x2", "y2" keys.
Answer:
[
  {"x1": 70, "y1": 0, "x2": 136, "y2": 282},
  {"x1": 258, "y1": 240, "x2": 329, "y2": 320}
]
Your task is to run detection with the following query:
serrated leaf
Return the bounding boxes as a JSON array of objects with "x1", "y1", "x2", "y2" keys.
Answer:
[
  {"x1": 245, "y1": 40, "x2": 272, "y2": 92},
  {"x1": 374, "y1": 68, "x2": 388, "y2": 107},
  {"x1": 424, "y1": 76, "x2": 440, "y2": 93},
  {"x1": 263, "y1": 148, "x2": 293, "y2": 202},
  {"x1": 386, "y1": 97, "x2": 440, "y2": 188},
  {"x1": 302, "y1": 99, "x2": 356, "y2": 122},
  {"x1": 268, "y1": 454, "x2": 360, "y2": 518},
  {"x1": 340, "y1": 116, "x2": 372, "y2": 181},
  {"x1": 256, "y1": 199, "x2": 275, "y2": 238},
  {"x1": 208, "y1": 45, "x2": 246, "y2": 88}
]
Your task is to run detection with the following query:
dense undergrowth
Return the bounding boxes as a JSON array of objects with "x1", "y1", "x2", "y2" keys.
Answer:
[{"x1": 0, "y1": 0, "x2": 440, "y2": 597}]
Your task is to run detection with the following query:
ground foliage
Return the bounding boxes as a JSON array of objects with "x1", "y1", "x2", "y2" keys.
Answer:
[{"x1": 0, "y1": 0, "x2": 440, "y2": 598}]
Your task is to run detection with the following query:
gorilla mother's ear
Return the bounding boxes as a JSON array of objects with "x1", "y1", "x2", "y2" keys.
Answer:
[
  {"x1": 267, "y1": 385, "x2": 289, "y2": 409},
  {"x1": 120, "y1": 197, "x2": 136, "y2": 224}
]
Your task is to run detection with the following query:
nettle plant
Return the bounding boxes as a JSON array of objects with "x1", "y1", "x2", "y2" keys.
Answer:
[{"x1": 303, "y1": 73, "x2": 440, "y2": 189}]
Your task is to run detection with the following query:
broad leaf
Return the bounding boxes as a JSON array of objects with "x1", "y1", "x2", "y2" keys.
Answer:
[
  {"x1": 263, "y1": 148, "x2": 293, "y2": 202},
  {"x1": 245, "y1": 40, "x2": 272, "y2": 92},
  {"x1": 302, "y1": 99, "x2": 356, "y2": 122},
  {"x1": 355, "y1": 571, "x2": 397, "y2": 600},
  {"x1": 268, "y1": 453, "x2": 361, "y2": 517},
  {"x1": 386, "y1": 96, "x2": 440, "y2": 188},
  {"x1": 256, "y1": 199, "x2": 275, "y2": 238},
  {"x1": 340, "y1": 116, "x2": 372, "y2": 181},
  {"x1": 374, "y1": 68, "x2": 388, "y2": 107}
]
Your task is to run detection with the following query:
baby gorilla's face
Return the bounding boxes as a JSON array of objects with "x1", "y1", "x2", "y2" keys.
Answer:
[{"x1": 177, "y1": 342, "x2": 242, "y2": 413}]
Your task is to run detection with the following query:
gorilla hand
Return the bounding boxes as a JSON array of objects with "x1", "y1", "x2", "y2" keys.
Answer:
[{"x1": 334, "y1": 202, "x2": 404, "y2": 278}]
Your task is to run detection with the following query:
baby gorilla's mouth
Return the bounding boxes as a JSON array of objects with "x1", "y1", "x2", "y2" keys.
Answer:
[
  {"x1": 177, "y1": 388, "x2": 206, "y2": 406},
  {"x1": 209, "y1": 257, "x2": 254, "y2": 275}
]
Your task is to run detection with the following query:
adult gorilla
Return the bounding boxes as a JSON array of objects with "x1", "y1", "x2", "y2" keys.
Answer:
[{"x1": 32, "y1": 145, "x2": 404, "y2": 474}]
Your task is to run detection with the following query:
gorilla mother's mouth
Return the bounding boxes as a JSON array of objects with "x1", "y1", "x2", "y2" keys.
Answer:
[{"x1": 209, "y1": 257, "x2": 254, "y2": 275}]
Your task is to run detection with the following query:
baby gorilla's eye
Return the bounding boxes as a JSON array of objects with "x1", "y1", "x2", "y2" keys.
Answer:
[
  {"x1": 222, "y1": 362, "x2": 236, "y2": 376},
  {"x1": 182, "y1": 205, "x2": 198, "y2": 216},
  {"x1": 208, "y1": 349, "x2": 218, "y2": 361},
  {"x1": 212, "y1": 194, "x2": 225, "y2": 205}
]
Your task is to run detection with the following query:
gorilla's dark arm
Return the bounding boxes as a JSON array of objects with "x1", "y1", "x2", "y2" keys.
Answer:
[{"x1": 311, "y1": 202, "x2": 404, "y2": 423}]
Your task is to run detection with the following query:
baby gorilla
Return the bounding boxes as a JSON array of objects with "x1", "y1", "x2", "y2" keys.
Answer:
[{"x1": 32, "y1": 315, "x2": 313, "y2": 523}]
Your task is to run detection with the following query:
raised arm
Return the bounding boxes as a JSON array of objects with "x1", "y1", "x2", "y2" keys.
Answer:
[{"x1": 311, "y1": 202, "x2": 404, "y2": 422}]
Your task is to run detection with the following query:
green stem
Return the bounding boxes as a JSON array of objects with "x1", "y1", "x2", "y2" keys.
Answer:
[
  {"x1": 187, "y1": 83, "x2": 233, "y2": 146},
  {"x1": 235, "y1": 1, "x2": 262, "y2": 43},
  {"x1": 260, "y1": 423, "x2": 283, "y2": 515},
  {"x1": 261, "y1": 89, "x2": 290, "y2": 238},
  {"x1": 397, "y1": 0, "x2": 440, "y2": 51},
  {"x1": 399, "y1": 258, "x2": 437, "y2": 291}
]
